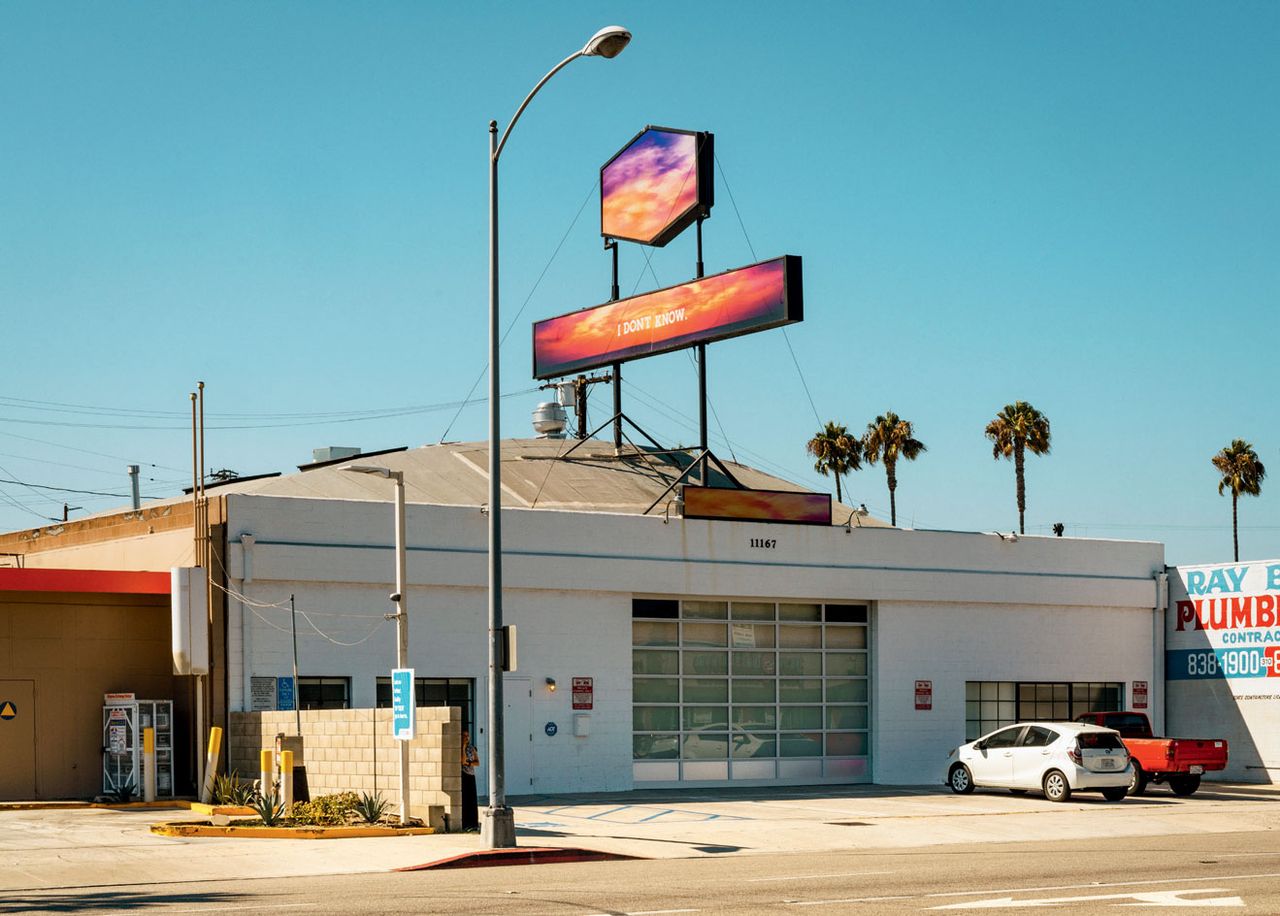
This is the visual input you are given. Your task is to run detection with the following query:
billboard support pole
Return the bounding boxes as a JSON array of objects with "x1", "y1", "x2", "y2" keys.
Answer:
[
  {"x1": 612, "y1": 363, "x2": 622, "y2": 450},
  {"x1": 694, "y1": 218, "x2": 708, "y2": 484},
  {"x1": 605, "y1": 237, "x2": 622, "y2": 450}
]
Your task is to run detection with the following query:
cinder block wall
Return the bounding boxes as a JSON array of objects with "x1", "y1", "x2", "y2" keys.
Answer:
[{"x1": 228, "y1": 706, "x2": 460, "y2": 823}]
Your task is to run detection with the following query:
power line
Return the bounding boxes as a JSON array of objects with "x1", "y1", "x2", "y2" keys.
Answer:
[
  {"x1": 714, "y1": 154, "x2": 822, "y2": 426},
  {"x1": 0, "y1": 478, "x2": 130, "y2": 498},
  {"x1": 439, "y1": 178, "x2": 600, "y2": 443}
]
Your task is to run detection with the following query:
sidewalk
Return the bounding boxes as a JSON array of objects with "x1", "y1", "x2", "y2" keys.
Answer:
[{"x1": 2, "y1": 782, "x2": 1277, "y2": 892}]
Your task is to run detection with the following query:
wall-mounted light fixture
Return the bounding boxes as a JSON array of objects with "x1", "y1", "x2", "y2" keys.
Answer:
[{"x1": 545, "y1": 677, "x2": 557, "y2": 692}]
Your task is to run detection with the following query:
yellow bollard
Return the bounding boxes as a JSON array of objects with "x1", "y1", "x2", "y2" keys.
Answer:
[
  {"x1": 259, "y1": 748, "x2": 275, "y2": 802},
  {"x1": 280, "y1": 750, "x2": 294, "y2": 815},
  {"x1": 199, "y1": 726, "x2": 223, "y2": 804},
  {"x1": 142, "y1": 727, "x2": 157, "y2": 803}
]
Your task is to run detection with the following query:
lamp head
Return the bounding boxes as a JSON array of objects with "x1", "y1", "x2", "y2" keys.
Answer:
[
  {"x1": 340, "y1": 464, "x2": 390, "y2": 478},
  {"x1": 583, "y1": 25, "x2": 631, "y2": 59}
]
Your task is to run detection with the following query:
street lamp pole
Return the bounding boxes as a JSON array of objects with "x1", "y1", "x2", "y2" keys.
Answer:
[
  {"x1": 341, "y1": 465, "x2": 410, "y2": 824},
  {"x1": 484, "y1": 25, "x2": 631, "y2": 850}
]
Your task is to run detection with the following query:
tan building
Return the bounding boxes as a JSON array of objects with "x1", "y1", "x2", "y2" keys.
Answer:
[{"x1": 0, "y1": 568, "x2": 181, "y2": 799}]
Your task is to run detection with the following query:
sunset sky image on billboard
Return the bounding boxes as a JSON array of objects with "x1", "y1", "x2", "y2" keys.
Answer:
[
  {"x1": 533, "y1": 256, "x2": 802, "y2": 380},
  {"x1": 682, "y1": 487, "x2": 832, "y2": 526},
  {"x1": 601, "y1": 127, "x2": 711, "y2": 247}
]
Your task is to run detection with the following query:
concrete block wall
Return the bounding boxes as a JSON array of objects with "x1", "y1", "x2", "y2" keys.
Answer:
[{"x1": 228, "y1": 706, "x2": 460, "y2": 823}]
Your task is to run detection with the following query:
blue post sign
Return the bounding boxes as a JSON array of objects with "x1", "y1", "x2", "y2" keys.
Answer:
[
  {"x1": 277, "y1": 676, "x2": 295, "y2": 712},
  {"x1": 391, "y1": 667, "x2": 415, "y2": 741}
]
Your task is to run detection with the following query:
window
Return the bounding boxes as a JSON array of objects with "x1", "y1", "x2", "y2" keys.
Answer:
[
  {"x1": 376, "y1": 677, "x2": 475, "y2": 734},
  {"x1": 633, "y1": 598, "x2": 870, "y2": 778},
  {"x1": 966, "y1": 681, "x2": 1124, "y2": 740},
  {"x1": 298, "y1": 677, "x2": 350, "y2": 710},
  {"x1": 1020, "y1": 726, "x2": 1058, "y2": 748},
  {"x1": 984, "y1": 727, "x2": 1024, "y2": 748}
]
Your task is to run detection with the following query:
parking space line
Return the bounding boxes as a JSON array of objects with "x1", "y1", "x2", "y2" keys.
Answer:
[{"x1": 749, "y1": 871, "x2": 894, "y2": 882}]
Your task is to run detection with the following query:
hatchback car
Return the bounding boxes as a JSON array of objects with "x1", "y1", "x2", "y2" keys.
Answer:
[{"x1": 945, "y1": 722, "x2": 1131, "y2": 802}]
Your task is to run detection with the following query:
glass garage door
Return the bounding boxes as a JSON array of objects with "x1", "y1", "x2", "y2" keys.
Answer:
[{"x1": 632, "y1": 597, "x2": 870, "y2": 786}]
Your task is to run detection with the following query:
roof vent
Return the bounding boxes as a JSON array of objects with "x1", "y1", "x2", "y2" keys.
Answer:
[
  {"x1": 312, "y1": 446, "x2": 361, "y2": 464},
  {"x1": 531, "y1": 402, "x2": 568, "y2": 439}
]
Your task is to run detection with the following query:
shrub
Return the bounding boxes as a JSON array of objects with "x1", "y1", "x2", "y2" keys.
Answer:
[
  {"x1": 212, "y1": 771, "x2": 255, "y2": 807},
  {"x1": 354, "y1": 791, "x2": 390, "y2": 825},
  {"x1": 289, "y1": 791, "x2": 359, "y2": 826}
]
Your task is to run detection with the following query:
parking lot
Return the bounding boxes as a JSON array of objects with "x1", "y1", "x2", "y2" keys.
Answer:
[{"x1": 2, "y1": 782, "x2": 1277, "y2": 893}]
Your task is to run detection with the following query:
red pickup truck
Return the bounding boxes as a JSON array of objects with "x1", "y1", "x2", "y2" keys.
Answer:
[{"x1": 1074, "y1": 711, "x2": 1227, "y2": 796}]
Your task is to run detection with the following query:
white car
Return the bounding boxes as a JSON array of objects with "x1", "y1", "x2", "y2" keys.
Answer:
[{"x1": 945, "y1": 722, "x2": 1132, "y2": 802}]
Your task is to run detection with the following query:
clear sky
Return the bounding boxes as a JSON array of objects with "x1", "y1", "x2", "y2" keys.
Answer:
[{"x1": 1, "y1": 1, "x2": 1275, "y2": 566}]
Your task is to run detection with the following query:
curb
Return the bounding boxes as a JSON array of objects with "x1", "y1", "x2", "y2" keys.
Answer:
[
  {"x1": 1, "y1": 800, "x2": 192, "y2": 812},
  {"x1": 188, "y1": 802, "x2": 257, "y2": 816},
  {"x1": 397, "y1": 847, "x2": 642, "y2": 870},
  {"x1": 151, "y1": 822, "x2": 436, "y2": 839}
]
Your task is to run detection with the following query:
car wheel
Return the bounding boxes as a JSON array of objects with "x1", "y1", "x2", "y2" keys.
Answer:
[
  {"x1": 1009, "y1": 788, "x2": 1028, "y2": 795},
  {"x1": 1043, "y1": 769, "x2": 1072, "y2": 802},
  {"x1": 949, "y1": 764, "x2": 975, "y2": 794},
  {"x1": 1169, "y1": 774, "x2": 1201, "y2": 796},
  {"x1": 1127, "y1": 764, "x2": 1148, "y2": 797},
  {"x1": 1101, "y1": 786, "x2": 1127, "y2": 802}
]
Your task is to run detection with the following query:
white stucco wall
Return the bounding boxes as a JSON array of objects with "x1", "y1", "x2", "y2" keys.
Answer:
[
  {"x1": 222, "y1": 493, "x2": 1164, "y2": 793},
  {"x1": 874, "y1": 601, "x2": 1159, "y2": 785}
]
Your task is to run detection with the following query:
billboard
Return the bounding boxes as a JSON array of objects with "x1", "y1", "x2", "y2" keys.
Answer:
[
  {"x1": 1166, "y1": 560, "x2": 1280, "y2": 782},
  {"x1": 682, "y1": 486, "x2": 832, "y2": 526},
  {"x1": 533, "y1": 255, "x2": 802, "y2": 380},
  {"x1": 601, "y1": 126, "x2": 713, "y2": 247}
]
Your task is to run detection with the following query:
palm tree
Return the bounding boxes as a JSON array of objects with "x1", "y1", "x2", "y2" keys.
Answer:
[
  {"x1": 862, "y1": 412, "x2": 926, "y2": 526},
  {"x1": 1211, "y1": 439, "x2": 1266, "y2": 562},
  {"x1": 984, "y1": 401, "x2": 1051, "y2": 535},
  {"x1": 806, "y1": 421, "x2": 861, "y2": 505}
]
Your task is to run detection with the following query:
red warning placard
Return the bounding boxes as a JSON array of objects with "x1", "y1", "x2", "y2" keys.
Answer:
[{"x1": 572, "y1": 677, "x2": 594, "y2": 710}]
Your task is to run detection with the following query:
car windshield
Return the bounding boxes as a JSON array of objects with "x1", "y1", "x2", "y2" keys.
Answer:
[{"x1": 1078, "y1": 732, "x2": 1124, "y2": 751}]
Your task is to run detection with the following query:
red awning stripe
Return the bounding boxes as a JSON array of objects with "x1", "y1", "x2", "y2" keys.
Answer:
[{"x1": 0, "y1": 568, "x2": 171, "y2": 595}]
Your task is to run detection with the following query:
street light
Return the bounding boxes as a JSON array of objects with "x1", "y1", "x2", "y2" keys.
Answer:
[
  {"x1": 340, "y1": 464, "x2": 410, "y2": 825},
  {"x1": 485, "y1": 25, "x2": 631, "y2": 849}
]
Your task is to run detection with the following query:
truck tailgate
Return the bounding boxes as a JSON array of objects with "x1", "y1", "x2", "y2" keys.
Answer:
[{"x1": 1170, "y1": 738, "x2": 1228, "y2": 772}]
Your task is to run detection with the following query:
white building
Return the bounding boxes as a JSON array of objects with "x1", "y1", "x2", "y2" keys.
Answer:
[
  {"x1": 207, "y1": 438, "x2": 1165, "y2": 793},
  {"x1": 2, "y1": 438, "x2": 1168, "y2": 796}
]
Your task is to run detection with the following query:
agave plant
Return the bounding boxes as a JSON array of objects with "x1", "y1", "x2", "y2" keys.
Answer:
[
  {"x1": 106, "y1": 776, "x2": 137, "y2": 804},
  {"x1": 251, "y1": 787, "x2": 287, "y2": 826},
  {"x1": 212, "y1": 770, "x2": 255, "y2": 806},
  {"x1": 354, "y1": 791, "x2": 390, "y2": 825}
]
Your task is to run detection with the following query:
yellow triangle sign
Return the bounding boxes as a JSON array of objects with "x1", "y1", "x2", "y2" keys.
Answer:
[{"x1": 0, "y1": 701, "x2": 16, "y2": 720}]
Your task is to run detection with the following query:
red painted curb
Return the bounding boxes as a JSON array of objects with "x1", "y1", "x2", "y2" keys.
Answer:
[{"x1": 397, "y1": 847, "x2": 641, "y2": 870}]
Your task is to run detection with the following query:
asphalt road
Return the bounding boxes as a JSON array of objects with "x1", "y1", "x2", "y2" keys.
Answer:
[{"x1": 7, "y1": 830, "x2": 1279, "y2": 914}]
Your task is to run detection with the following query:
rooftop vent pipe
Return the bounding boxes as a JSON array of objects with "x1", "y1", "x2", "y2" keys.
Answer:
[{"x1": 531, "y1": 402, "x2": 568, "y2": 439}]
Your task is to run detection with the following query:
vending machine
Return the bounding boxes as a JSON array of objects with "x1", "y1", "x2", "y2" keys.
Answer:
[{"x1": 102, "y1": 694, "x2": 174, "y2": 798}]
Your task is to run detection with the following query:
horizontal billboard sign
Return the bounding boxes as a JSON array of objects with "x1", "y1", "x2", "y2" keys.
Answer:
[
  {"x1": 533, "y1": 256, "x2": 802, "y2": 380},
  {"x1": 601, "y1": 126, "x2": 713, "y2": 247},
  {"x1": 682, "y1": 486, "x2": 832, "y2": 526}
]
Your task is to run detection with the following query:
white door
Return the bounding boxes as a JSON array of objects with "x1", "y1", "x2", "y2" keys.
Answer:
[
  {"x1": 1011, "y1": 725, "x2": 1059, "y2": 787},
  {"x1": 503, "y1": 676, "x2": 533, "y2": 796},
  {"x1": 969, "y1": 726, "x2": 1021, "y2": 786}
]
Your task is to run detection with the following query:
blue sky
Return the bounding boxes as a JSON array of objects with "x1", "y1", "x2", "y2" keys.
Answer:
[{"x1": 1, "y1": 1, "x2": 1275, "y2": 566}]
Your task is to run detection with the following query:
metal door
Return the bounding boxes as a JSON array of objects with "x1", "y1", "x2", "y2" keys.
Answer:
[
  {"x1": 0, "y1": 680, "x2": 36, "y2": 799},
  {"x1": 503, "y1": 676, "x2": 533, "y2": 794}
]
